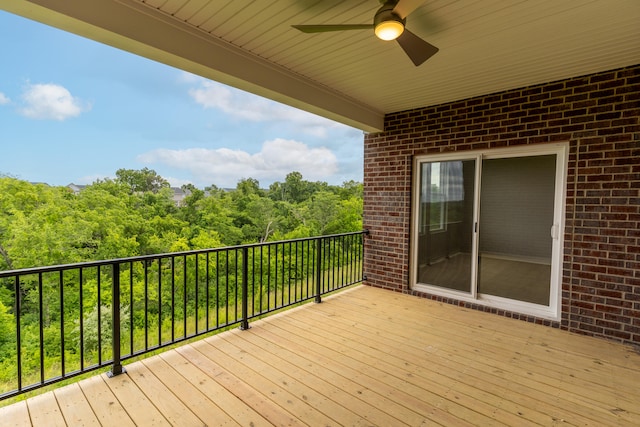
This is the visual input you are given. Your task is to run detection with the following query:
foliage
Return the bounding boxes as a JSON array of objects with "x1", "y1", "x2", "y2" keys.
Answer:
[
  {"x1": 115, "y1": 167, "x2": 170, "y2": 194},
  {"x1": 0, "y1": 170, "x2": 363, "y2": 395},
  {"x1": 74, "y1": 304, "x2": 130, "y2": 355},
  {"x1": 0, "y1": 171, "x2": 362, "y2": 267}
]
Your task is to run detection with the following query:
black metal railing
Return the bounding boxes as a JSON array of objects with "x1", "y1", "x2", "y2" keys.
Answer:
[{"x1": 0, "y1": 231, "x2": 367, "y2": 399}]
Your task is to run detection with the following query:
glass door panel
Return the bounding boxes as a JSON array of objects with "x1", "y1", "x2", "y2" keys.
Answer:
[
  {"x1": 416, "y1": 159, "x2": 476, "y2": 293},
  {"x1": 477, "y1": 155, "x2": 556, "y2": 305}
]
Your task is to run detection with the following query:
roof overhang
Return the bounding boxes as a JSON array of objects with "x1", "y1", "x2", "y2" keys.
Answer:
[{"x1": 2, "y1": 0, "x2": 639, "y2": 133}]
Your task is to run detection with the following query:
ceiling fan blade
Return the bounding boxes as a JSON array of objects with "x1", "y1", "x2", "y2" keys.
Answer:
[
  {"x1": 393, "y1": 0, "x2": 426, "y2": 19},
  {"x1": 396, "y1": 29, "x2": 439, "y2": 66},
  {"x1": 292, "y1": 24, "x2": 373, "y2": 33}
]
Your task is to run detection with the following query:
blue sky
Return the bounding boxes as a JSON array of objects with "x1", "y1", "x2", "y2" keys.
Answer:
[{"x1": 0, "y1": 11, "x2": 364, "y2": 189}]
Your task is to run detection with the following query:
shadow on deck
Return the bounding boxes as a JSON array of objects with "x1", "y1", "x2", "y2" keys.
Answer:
[{"x1": 2, "y1": 285, "x2": 639, "y2": 426}]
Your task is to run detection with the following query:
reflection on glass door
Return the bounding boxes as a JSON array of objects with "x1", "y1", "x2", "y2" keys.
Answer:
[{"x1": 416, "y1": 159, "x2": 475, "y2": 293}]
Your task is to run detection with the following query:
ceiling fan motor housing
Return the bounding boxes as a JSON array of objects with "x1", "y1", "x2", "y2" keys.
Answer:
[{"x1": 374, "y1": 3, "x2": 406, "y2": 40}]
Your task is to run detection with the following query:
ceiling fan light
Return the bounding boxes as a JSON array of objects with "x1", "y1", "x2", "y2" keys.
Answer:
[{"x1": 375, "y1": 20, "x2": 404, "y2": 41}]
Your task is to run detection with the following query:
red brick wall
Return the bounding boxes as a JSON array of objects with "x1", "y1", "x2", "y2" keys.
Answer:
[{"x1": 363, "y1": 65, "x2": 640, "y2": 345}]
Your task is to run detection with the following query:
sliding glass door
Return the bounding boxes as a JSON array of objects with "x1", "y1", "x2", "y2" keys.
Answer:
[
  {"x1": 478, "y1": 155, "x2": 556, "y2": 305},
  {"x1": 412, "y1": 145, "x2": 566, "y2": 318},
  {"x1": 416, "y1": 159, "x2": 476, "y2": 293}
]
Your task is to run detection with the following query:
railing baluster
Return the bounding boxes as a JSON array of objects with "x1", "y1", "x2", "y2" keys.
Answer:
[
  {"x1": 205, "y1": 252, "x2": 210, "y2": 331},
  {"x1": 79, "y1": 268, "x2": 84, "y2": 371},
  {"x1": 287, "y1": 241, "x2": 292, "y2": 305},
  {"x1": 157, "y1": 258, "x2": 162, "y2": 348},
  {"x1": 183, "y1": 254, "x2": 187, "y2": 339},
  {"x1": 251, "y1": 246, "x2": 255, "y2": 318},
  {"x1": 267, "y1": 244, "x2": 271, "y2": 311},
  {"x1": 332, "y1": 237, "x2": 337, "y2": 290},
  {"x1": 14, "y1": 275, "x2": 22, "y2": 392},
  {"x1": 171, "y1": 257, "x2": 175, "y2": 343},
  {"x1": 108, "y1": 262, "x2": 124, "y2": 377},
  {"x1": 216, "y1": 251, "x2": 220, "y2": 328},
  {"x1": 225, "y1": 251, "x2": 229, "y2": 325},
  {"x1": 38, "y1": 272, "x2": 44, "y2": 384},
  {"x1": 97, "y1": 266, "x2": 102, "y2": 366},
  {"x1": 234, "y1": 249, "x2": 239, "y2": 322},
  {"x1": 144, "y1": 260, "x2": 148, "y2": 351},
  {"x1": 195, "y1": 254, "x2": 199, "y2": 334},
  {"x1": 129, "y1": 262, "x2": 134, "y2": 356},
  {"x1": 59, "y1": 270, "x2": 65, "y2": 377},
  {"x1": 341, "y1": 236, "x2": 344, "y2": 285},
  {"x1": 282, "y1": 242, "x2": 286, "y2": 307},
  {"x1": 303, "y1": 240, "x2": 308, "y2": 298},
  {"x1": 240, "y1": 247, "x2": 249, "y2": 330},
  {"x1": 315, "y1": 238, "x2": 322, "y2": 303},
  {"x1": 274, "y1": 244, "x2": 279, "y2": 308}
]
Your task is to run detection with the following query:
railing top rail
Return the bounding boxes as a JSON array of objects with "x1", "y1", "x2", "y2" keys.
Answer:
[{"x1": 0, "y1": 230, "x2": 368, "y2": 277}]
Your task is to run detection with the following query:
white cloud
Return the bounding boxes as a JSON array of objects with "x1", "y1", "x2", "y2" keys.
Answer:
[
  {"x1": 138, "y1": 138, "x2": 338, "y2": 188},
  {"x1": 0, "y1": 92, "x2": 9, "y2": 105},
  {"x1": 184, "y1": 75, "x2": 344, "y2": 138},
  {"x1": 19, "y1": 83, "x2": 90, "y2": 120}
]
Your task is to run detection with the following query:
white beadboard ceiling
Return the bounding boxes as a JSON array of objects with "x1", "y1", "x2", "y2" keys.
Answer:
[{"x1": 2, "y1": 0, "x2": 639, "y2": 132}]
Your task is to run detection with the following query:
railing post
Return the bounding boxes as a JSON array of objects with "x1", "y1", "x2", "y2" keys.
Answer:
[
  {"x1": 315, "y1": 237, "x2": 322, "y2": 303},
  {"x1": 240, "y1": 247, "x2": 250, "y2": 330},
  {"x1": 363, "y1": 229, "x2": 369, "y2": 281},
  {"x1": 108, "y1": 262, "x2": 125, "y2": 377}
]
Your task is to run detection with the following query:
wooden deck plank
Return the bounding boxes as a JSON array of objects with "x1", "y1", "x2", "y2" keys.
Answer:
[
  {"x1": 233, "y1": 322, "x2": 487, "y2": 426},
  {"x1": 192, "y1": 340, "x2": 335, "y2": 426},
  {"x1": 214, "y1": 327, "x2": 431, "y2": 426},
  {"x1": 325, "y1": 291, "x2": 640, "y2": 393},
  {"x1": 101, "y1": 371, "x2": 172, "y2": 426},
  {"x1": 344, "y1": 288, "x2": 638, "y2": 367},
  {"x1": 158, "y1": 350, "x2": 270, "y2": 427},
  {"x1": 352, "y1": 290, "x2": 639, "y2": 416},
  {"x1": 0, "y1": 400, "x2": 31, "y2": 427},
  {"x1": 140, "y1": 355, "x2": 241, "y2": 426},
  {"x1": 219, "y1": 328, "x2": 432, "y2": 427},
  {"x1": 126, "y1": 360, "x2": 207, "y2": 427},
  {"x1": 53, "y1": 382, "x2": 100, "y2": 426},
  {"x1": 275, "y1": 305, "x2": 597, "y2": 426},
  {"x1": 78, "y1": 375, "x2": 136, "y2": 427},
  {"x1": 259, "y1": 315, "x2": 524, "y2": 426},
  {"x1": 197, "y1": 336, "x2": 362, "y2": 427},
  {"x1": 270, "y1": 312, "x2": 554, "y2": 426},
  {"x1": 224, "y1": 326, "x2": 475, "y2": 427},
  {"x1": 225, "y1": 331, "x2": 480, "y2": 426},
  {"x1": 312, "y1": 292, "x2": 640, "y2": 425},
  {"x1": 324, "y1": 292, "x2": 640, "y2": 415},
  {"x1": 2, "y1": 285, "x2": 639, "y2": 427},
  {"x1": 26, "y1": 391, "x2": 65, "y2": 427},
  {"x1": 176, "y1": 344, "x2": 305, "y2": 427}
]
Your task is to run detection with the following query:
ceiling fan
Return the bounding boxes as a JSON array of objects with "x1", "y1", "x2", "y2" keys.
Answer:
[{"x1": 292, "y1": 0, "x2": 438, "y2": 66}]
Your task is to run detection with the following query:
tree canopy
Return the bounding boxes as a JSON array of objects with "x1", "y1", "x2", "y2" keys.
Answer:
[{"x1": 0, "y1": 170, "x2": 362, "y2": 271}]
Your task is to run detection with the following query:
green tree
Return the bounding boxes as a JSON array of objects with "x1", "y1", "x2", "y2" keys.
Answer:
[
  {"x1": 282, "y1": 171, "x2": 309, "y2": 203},
  {"x1": 115, "y1": 167, "x2": 169, "y2": 193},
  {"x1": 198, "y1": 190, "x2": 243, "y2": 245},
  {"x1": 178, "y1": 184, "x2": 205, "y2": 225},
  {"x1": 305, "y1": 191, "x2": 340, "y2": 235}
]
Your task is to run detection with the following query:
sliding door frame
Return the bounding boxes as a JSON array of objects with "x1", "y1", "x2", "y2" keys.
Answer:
[{"x1": 410, "y1": 143, "x2": 568, "y2": 320}]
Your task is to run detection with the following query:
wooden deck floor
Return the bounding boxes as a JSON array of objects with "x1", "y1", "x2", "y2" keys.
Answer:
[{"x1": 2, "y1": 285, "x2": 640, "y2": 426}]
